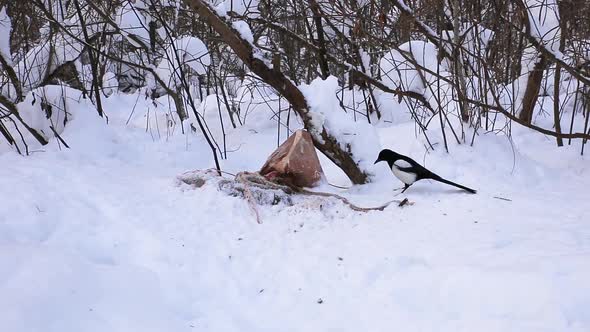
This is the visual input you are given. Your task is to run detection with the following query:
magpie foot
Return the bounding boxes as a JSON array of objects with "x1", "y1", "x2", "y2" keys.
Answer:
[{"x1": 400, "y1": 184, "x2": 411, "y2": 193}]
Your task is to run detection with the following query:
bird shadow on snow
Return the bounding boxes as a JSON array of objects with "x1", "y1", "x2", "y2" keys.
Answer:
[{"x1": 397, "y1": 181, "x2": 474, "y2": 196}]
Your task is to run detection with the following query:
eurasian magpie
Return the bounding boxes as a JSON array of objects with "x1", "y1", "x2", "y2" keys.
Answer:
[{"x1": 374, "y1": 149, "x2": 476, "y2": 194}]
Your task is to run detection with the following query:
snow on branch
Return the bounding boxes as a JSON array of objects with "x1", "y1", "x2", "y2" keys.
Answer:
[
  {"x1": 389, "y1": 0, "x2": 453, "y2": 58},
  {"x1": 116, "y1": 1, "x2": 152, "y2": 48},
  {"x1": 0, "y1": 8, "x2": 23, "y2": 102},
  {"x1": 182, "y1": 0, "x2": 374, "y2": 184},
  {"x1": 248, "y1": 16, "x2": 436, "y2": 113},
  {"x1": 154, "y1": 36, "x2": 211, "y2": 90},
  {"x1": 515, "y1": 0, "x2": 590, "y2": 86},
  {"x1": 215, "y1": 0, "x2": 260, "y2": 17},
  {"x1": 0, "y1": 7, "x2": 11, "y2": 63}
]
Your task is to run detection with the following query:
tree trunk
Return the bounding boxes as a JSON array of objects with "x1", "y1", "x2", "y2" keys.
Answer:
[
  {"x1": 309, "y1": 0, "x2": 330, "y2": 79},
  {"x1": 519, "y1": 54, "x2": 548, "y2": 124},
  {"x1": 181, "y1": 0, "x2": 370, "y2": 184},
  {"x1": 553, "y1": 64, "x2": 564, "y2": 146},
  {"x1": 451, "y1": 0, "x2": 470, "y2": 123}
]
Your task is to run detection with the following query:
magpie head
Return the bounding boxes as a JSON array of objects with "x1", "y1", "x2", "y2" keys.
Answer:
[{"x1": 374, "y1": 149, "x2": 397, "y2": 165}]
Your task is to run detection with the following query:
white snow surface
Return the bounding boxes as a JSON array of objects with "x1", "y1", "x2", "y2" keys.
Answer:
[
  {"x1": 1, "y1": 91, "x2": 590, "y2": 332},
  {"x1": 17, "y1": 85, "x2": 87, "y2": 140}
]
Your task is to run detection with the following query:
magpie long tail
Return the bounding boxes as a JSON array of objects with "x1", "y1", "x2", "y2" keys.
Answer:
[{"x1": 430, "y1": 175, "x2": 477, "y2": 194}]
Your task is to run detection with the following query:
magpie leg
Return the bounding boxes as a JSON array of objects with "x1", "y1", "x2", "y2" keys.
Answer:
[{"x1": 400, "y1": 184, "x2": 411, "y2": 193}]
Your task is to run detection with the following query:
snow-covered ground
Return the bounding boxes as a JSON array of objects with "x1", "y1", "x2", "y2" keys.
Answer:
[{"x1": 1, "y1": 93, "x2": 589, "y2": 332}]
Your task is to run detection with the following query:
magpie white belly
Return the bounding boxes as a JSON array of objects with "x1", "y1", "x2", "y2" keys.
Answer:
[{"x1": 391, "y1": 166, "x2": 417, "y2": 184}]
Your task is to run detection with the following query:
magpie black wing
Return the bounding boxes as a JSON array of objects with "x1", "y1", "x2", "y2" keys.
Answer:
[{"x1": 396, "y1": 156, "x2": 434, "y2": 179}]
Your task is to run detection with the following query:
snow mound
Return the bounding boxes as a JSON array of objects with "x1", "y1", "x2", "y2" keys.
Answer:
[
  {"x1": 300, "y1": 76, "x2": 383, "y2": 179},
  {"x1": 17, "y1": 86, "x2": 87, "y2": 140}
]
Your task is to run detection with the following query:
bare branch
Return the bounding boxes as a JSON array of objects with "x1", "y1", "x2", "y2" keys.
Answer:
[{"x1": 182, "y1": 0, "x2": 370, "y2": 184}]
